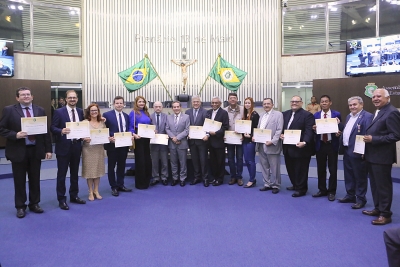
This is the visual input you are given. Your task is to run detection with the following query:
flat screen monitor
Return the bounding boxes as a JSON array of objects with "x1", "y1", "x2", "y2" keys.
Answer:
[
  {"x1": 345, "y1": 34, "x2": 400, "y2": 76},
  {"x1": 0, "y1": 40, "x2": 14, "y2": 77}
]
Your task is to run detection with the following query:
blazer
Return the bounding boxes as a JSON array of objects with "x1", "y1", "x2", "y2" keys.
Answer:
[
  {"x1": 185, "y1": 107, "x2": 208, "y2": 146},
  {"x1": 150, "y1": 112, "x2": 168, "y2": 152},
  {"x1": 0, "y1": 104, "x2": 52, "y2": 162},
  {"x1": 165, "y1": 113, "x2": 190, "y2": 150},
  {"x1": 282, "y1": 108, "x2": 315, "y2": 158},
  {"x1": 51, "y1": 106, "x2": 84, "y2": 156},
  {"x1": 314, "y1": 109, "x2": 343, "y2": 152},
  {"x1": 339, "y1": 109, "x2": 373, "y2": 158},
  {"x1": 255, "y1": 110, "x2": 284, "y2": 155},
  {"x1": 205, "y1": 108, "x2": 229, "y2": 148},
  {"x1": 103, "y1": 109, "x2": 130, "y2": 151},
  {"x1": 242, "y1": 110, "x2": 260, "y2": 143},
  {"x1": 365, "y1": 103, "x2": 400, "y2": 165}
]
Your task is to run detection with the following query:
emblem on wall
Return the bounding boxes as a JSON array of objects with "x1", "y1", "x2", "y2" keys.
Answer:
[{"x1": 364, "y1": 83, "x2": 378, "y2": 98}]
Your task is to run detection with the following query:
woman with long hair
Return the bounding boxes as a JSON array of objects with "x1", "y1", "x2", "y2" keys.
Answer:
[
  {"x1": 242, "y1": 97, "x2": 260, "y2": 188},
  {"x1": 129, "y1": 96, "x2": 152, "y2": 189},
  {"x1": 81, "y1": 103, "x2": 106, "y2": 200}
]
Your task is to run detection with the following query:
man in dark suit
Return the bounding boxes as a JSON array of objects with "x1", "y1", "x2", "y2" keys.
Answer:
[
  {"x1": 338, "y1": 96, "x2": 373, "y2": 209},
  {"x1": 150, "y1": 101, "x2": 169, "y2": 186},
  {"x1": 103, "y1": 96, "x2": 132, "y2": 196},
  {"x1": 281, "y1": 95, "x2": 315, "y2": 197},
  {"x1": 0, "y1": 87, "x2": 52, "y2": 218},
  {"x1": 312, "y1": 95, "x2": 343, "y2": 201},
  {"x1": 185, "y1": 95, "x2": 209, "y2": 186},
  {"x1": 205, "y1": 96, "x2": 229, "y2": 186},
  {"x1": 384, "y1": 227, "x2": 400, "y2": 267},
  {"x1": 363, "y1": 88, "x2": 400, "y2": 225},
  {"x1": 51, "y1": 90, "x2": 86, "y2": 210}
]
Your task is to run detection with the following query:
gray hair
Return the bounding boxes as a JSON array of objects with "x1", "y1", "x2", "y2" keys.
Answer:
[
  {"x1": 211, "y1": 96, "x2": 221, "y2": 103},
  {"x1": 153, "y1": 101, "x2": 163, "y2": 107},
  {"x1": 191, "y1": 95, "x2": 202, "y2": 102},
  {"x1": 347, "y1": 96, "x2": 363, "y2": 104}
]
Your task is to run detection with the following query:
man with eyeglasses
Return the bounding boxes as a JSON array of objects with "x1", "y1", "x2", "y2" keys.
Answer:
[
  {"x1": 280, "y1": 96, "x2": 315, "y2": 197},
  {"x1": 0, "y1": 87, "x2": 52, "y2": 218},
  {"x1": 51, "y1": 90, "x2": 86, "y2": 210},
  {"x1": 205, "y1": 96, "x2": 229, "y2": 186}
]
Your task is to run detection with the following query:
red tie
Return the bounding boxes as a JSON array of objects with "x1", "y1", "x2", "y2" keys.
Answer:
[
  {"x1": 25, "y1": 107, "x2": 36, "y2": 141},
  {"x1": 322, "y1": 113, "x2": 328, "y2": 143}
]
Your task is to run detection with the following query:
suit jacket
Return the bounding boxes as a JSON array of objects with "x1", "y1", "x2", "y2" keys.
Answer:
[
  {"x1": 150, "y1": 112, "x2": 168, "y2": 152},
  {"x1": 255, "y1": 110, "x2": 283, "y2": 155},
  {"x1": 0, "y1": 104, "x2": 52, "y2": 162},
  {"x1": 314, "y1": 109, "x2": 343, "y2": 152},
  {"x1": 185, "y1": 107, "x2": 208, "y2": 146},
  {"x1": 103, "y1": 109, "x2": 130, "y2": 151},
  {"x1": 165, "y1": 113, "x2": 190, "y2": 150},
  {"x1": 205, "y1": 108, "x2": 229, "y2": 148},
  {"x1": 339, "y1": 109, "x2": 373, "y2": 158},
  {"x1": 365, "y1": 103, "x2": 400, "y2": 164},
  {"x1": 282, "y1": 108, "x2": 315, "y2": 158},
  {"x1": 50, "y1": 106, "x2": 84, "y2": 156}
]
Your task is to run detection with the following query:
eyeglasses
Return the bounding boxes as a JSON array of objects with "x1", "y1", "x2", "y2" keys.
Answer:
[
  {"x1": 90, "y1": 110, "x2": 98, "y2": 113},
  {"x1": 290, "y1": 101, "x2": 301, "y2": 103}
]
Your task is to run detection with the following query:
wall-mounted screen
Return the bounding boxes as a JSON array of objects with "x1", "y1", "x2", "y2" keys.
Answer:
[
  {"x1": 345, "y1": 34, "x2": 400, "y2": 76},
  {"x1": 0, "y1": 40, "x2": 14, "y2": 77}
]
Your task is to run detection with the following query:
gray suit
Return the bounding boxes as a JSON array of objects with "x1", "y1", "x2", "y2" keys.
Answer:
[
  {"x1": 150, "y1": 112, "x2": 169, "y2": 181},
  {"x1": 165, "y1": 113, "x2": 190, "y2": 181},
  {"x1": 255, "y1": 110, "x2": 284, "y2": 189}
]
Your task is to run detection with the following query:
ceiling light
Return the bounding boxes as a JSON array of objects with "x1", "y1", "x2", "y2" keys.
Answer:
[
  {"x1": 9, "y1": 5, "x2": 16, "y2": 9},
  {"x1": 17, "y1": 6, "x2": 23, "y2": 11}
]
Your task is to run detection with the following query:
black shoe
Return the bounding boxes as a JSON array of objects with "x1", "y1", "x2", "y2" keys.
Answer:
[
  {"x1": 117, "y1": 186, "x2": 132, "y2": 192},
  {"x1": 244, "y1": 180, "x2": 256, "y2": 188},
  {"x1": 29, "y1": 204, "x2": 44, "y2": 213},
  {"x1": 328, "y1": 194, "x2": 336, "y2": 201},
  {"x1": 312, "y1": 191, "x2": 328, "y2": 197},
  {"x1": 212, "y1": 180, "x2": 223, "y2": 186},
  {"x1": 111, "y1": 188, "x2": 119, "y2": 196},
  {"x1": 180, "y1": 180, "x2": 186, "y2": 187},
  {"x1": 286, "y1": 186, "x2": 295, "y2": 191},
  {"x1": 272, "y1": 188, "x2": 280, "y2": 194},
  {"x1": 150, "y1": 180, "x2": 160, "y2": 186},
  {"x1": 16, "y1": 208, "x2": 26, "y2": 218},
  {"x1": 203, "y1": 180, "x2": 209, "y2": 187},
  {"x1": 70, "y1": 197, "x2": 86, "y2": 204},
  {"x1": 292, "y1": 192, "x2": 306, "y2": 197},
  {"x1": 162, "y1": 180, "x2": 168, "y2": 186},
  {"x1": 59, "y1": 202, "x2": 69, "y2": 210},
  {"x1": 190, "y1": 179, "x2": 201, "y2": 185},
  {"x1": 338, "y1": 197, "x2": 356, "y2": 203},
  {"x1": 171, "y1": 180, "x2": 179, "y2": 186},
  {"x1": 352, "y1": 202, "x2": 366, "y2": 209},
  {"x1": 259, "y1": 186, "x2": 272, "y2": 191}
]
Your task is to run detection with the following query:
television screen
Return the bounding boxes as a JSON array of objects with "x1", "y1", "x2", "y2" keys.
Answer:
[
  {"x1": 345, "y1": 34, "x2": 400, "y2": 76},
  {"x1": 0, "y1": 40, "x2": 14, "y2": 77}
]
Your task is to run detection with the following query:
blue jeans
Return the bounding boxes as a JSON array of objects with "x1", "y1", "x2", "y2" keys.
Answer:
[
  {"x1": 243, "y1": 142, "x2": 256, "y2": 182},
  {"x1": 226, "y1": 144, "x2": 243, "y2": 179}
]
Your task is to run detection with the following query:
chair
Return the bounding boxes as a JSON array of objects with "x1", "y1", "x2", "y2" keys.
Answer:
[
  {"x1": 254, "y1": 101, "x2": 263, "y2": 107},
  {"x1": 202, "y1": 102, "x2": 211, "y2": 108},
  {"x1": 163, "y1": 101, "x2": 173, "y2": 108}
]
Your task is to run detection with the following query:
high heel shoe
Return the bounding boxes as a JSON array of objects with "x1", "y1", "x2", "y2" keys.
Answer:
[
  {"x1": 88, "y1": 191, "x2": 94, "y2": 201},
  {"x1": 93, "y1": 191, "x2": 103, "y2": 200},
  {"x1": 244, "y1": 179, "x2": 256, "y2": 188}
]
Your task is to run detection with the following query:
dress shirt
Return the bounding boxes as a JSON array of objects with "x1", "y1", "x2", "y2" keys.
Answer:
[
  {"x1": 66, "y1": 105, "x2": 79, "y2": 122},
  {"x1": 321, "y1": 109, "x2": 332, "y2": 141},
  {"x1": 342, "y1": 110, "x2": 362, "y2": 146},
  {"x1": 211, "y1": 108, "x2": 220, "y2": 120},
  {"x1": 20, "y1": 104, "x2": 36, "y2": 145},
  {"x1": 114, "y1": 110, "x2": 126, "y2": 132}
]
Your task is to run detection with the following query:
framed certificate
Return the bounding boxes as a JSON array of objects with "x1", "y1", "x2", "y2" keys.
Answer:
[
  {"x1": 114, "y1": 132, "x2": 133, "y2": 148},
  {"x1": 234, "y1": 120, "x2": 252, "y2": 134},
  {"x1": 202, "y1": 118, "x2": 222, "y2": 132},
  {"x1": 21, "y1": 116, "x2": 47, "y2": 135},
  {"x1": 283, "y1": 130, "x2": 301, "y2": 145},
  {"x1": 150, "y1": 134, "x2": 169, "y2": 145},
  {"x1": 90, "y1": 128, "x2": 110, "y2": 145},
  {"x1": 189, "y1": 126, "x2": 206, "y2": 140},
  {"x1": 315, "y1": 118, "x2": 339, "y2": 134},
  {"x1": 138, "y1": 124, "x2": 156, "y2": 138},
  {"x1": 224, "y1": 131, "x2": 242, "y2": 145},
  {"x1": 353, "y1": 135, "x2": 365, "y2": 154},
  {"x1": 66, "y1": 121, "x2": 90, "y2": 139},
  {"x1": 253, "y1": 128, "x2": 272, "y2": 143}
]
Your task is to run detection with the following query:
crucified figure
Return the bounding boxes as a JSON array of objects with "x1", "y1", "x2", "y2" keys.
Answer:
[{"x1": 171, "y1": 59, "x2": 197, "y2": 91}]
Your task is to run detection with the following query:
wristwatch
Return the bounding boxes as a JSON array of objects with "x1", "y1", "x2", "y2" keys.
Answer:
[{"x1": 303, "y1": 141, "x2": 307, "y2": 146}]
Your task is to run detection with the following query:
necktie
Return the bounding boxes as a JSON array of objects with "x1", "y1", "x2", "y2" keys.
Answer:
[
  {"x1": 287, "y1": 112, "x2": 295, "y2": 129},
  {"x1": 25, "y1": 107, "x2": 35, "y2": 141},
  {"x1": 322, "y1": 113, "x2": 328, "y2": 142},
  {"x1": 71, "y1": 109, "x2": 76, "y2": 122},
  {"x1": 174, "y1": 115, "x2": 178, "y2": 130},
  {"x1": 118, "y1": 113, "x2": 123, "y2": 132},
  {"x1": 194, "y1": 109, "x2": 198, "y2": 122},
  {"x1": 259, "y1": 112, "x2": 269, "y2": 129},
  {"x1": 156, "y1": 114, "x2": 160, "y2": 132}
]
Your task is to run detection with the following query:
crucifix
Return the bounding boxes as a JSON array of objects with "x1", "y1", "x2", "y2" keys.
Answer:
[{"x1": 171, "y1": 47, "x2": 197, "y2": 93}]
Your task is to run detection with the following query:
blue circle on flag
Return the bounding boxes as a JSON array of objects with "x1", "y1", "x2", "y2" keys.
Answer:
[{"x1": 132, "y1": 70, "x2": 144, "y2": 82}]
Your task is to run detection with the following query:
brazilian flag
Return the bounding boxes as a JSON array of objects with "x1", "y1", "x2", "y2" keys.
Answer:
[
  {"x1": 118, "y1": 57, "x2": 158, "y2": 92},
  {"x1": 208, "y1": 56, "x2": 247, "y2": 91}
]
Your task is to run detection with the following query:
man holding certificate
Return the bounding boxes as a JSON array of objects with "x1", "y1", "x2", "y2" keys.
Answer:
[
  {"x1": 312, "y1": 95, "x2": 343, "y2": 202},
  {"x1": 0, "y1": 87, "x2": 52, "y2": 218},
  {"x1": 281, "y1": 96, "x2": 315, "y2": 197},
  {"x1": 165, "y1": 101, "x2": 190, "y2": 186}
]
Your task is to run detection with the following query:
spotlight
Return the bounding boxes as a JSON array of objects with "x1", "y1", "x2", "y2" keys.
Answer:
[
  {"x1": 17, "y1": 5, "x2": 23, "y2": 11},
  {"x1": 9, "y1": 5, "x2": 16, "y2": 10}
]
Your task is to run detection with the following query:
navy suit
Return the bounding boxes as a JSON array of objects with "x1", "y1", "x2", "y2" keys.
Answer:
[
  {"x1": 103, "y1": 110, "x2": 130, "y2": 190},
  {"x1": 51, "y1": 106, "x2": 84, "y2": 202},
  {"x1": 314, "y1": 109, "x2": 343, "y2": 195},
  {"x1": 339, "y1": 110, "x2": 373, "y2": 204}
]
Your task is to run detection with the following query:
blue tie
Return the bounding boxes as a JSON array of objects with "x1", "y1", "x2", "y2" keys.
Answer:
[{"x1": 118, "y1": 113, "x2": 123, "y2": 132}]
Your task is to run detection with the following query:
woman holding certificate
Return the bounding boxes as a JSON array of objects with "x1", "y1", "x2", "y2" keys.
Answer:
[
  {"x1": 129, "y1": 96, "x2": 152, "y2": 189},
  {"x1": 242, "y1": 97, "x2": 260, "y2": 188},
  {"x1": 81, "y1": 103, "x2": 106, "y2": 201}
]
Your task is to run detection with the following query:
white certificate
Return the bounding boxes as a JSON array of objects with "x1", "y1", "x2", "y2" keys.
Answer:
[
  {"x1": 189, "y1": 126, "x2": 206, "y2": 140},
  {"x1": 253, "y1": 128, "x2": 272, "y2": 143},
  {"x1": 21, "y1": 116, "x2": 47, "y2": 135},
  {"x1": 234, "y1": 120, "x2": 252, "y2": 134},
  {"x1": 114, "y1": 132, "x2": 133, "y2": 148},
  {"x1": 283, "y1": 130, "x2": 301, "y2": 145},
  {"x1": 353, "y1": 135, "x2": 365, "y2": 154},
  {"x1": 315, "y1": 118, "x2": 339, "y2": 134},
  {"x1": 66, "y1": 121, "x2": 90, "y2": 139},
  {"x1": 90, "y1": 128, "x2": 110, "y2": 145},
  {"x1": 138, "y1": 124, "x2": 156, "y2": 138},
  {"x1": 150, "y1": 134, "x2": 169, "y2": 145},
  {"x1": 202, "y1": 118, "x2": 222, "y2": 132},
  {"x1": 224, "y1": 131, "x2": 242, "y2": 145}
]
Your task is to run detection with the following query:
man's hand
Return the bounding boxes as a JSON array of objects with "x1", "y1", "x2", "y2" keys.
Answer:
[
  {"x1": 45, "y1": 153, "x2": 52, "y2": 159},
  {"x1": 16, "y1": 131, "x2": 28, "y2": 139},
  {"x1": 61, "y1": 128, "x2": 71, "y2": 135},
  {"x1": 363, "y1": 135, "x2": 372, "y2": 143},
  {"x1": 265, "y1": 141, "x2": 272, "y2": 146}
]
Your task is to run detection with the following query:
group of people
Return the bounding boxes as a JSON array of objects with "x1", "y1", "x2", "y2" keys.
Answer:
[{"x1": 1, "y1": 88, "x2": 400, "y2": 229}]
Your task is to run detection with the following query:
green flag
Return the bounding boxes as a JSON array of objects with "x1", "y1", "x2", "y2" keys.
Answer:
[
  {"x1": 118, "y1": 57, "x2": 158, "y2": 92},
  {"x1": 208, "y1": 56, "x2": 247, "y2": 91}
]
